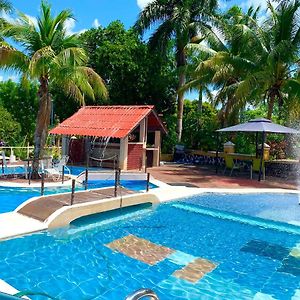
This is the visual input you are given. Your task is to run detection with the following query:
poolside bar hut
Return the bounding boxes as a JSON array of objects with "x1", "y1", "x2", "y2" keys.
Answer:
[
  {"x1": 49, "y1": 105, "x2": 167, "y2": 170},
  {"x1": 216, "y1": 118, "x2": 300, "y2": 181}
]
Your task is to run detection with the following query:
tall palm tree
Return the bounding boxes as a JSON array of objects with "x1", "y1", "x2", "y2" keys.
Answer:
[
  {"x1": 135, "y1": 0, "x2": 218, "y2": 142},
  {"x1": 184, "y1": 6, "x2": 261, "y2": 125},
  {"x1": 236, "y1": 0, "x2": 300, "y2": 119},
  {"x1": 0, "y1": 2, "x2": 108, "y2": 176}
]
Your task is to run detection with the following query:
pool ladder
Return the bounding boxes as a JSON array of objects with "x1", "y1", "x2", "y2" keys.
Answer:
[{"x1": 125, "y1": 288, "x2": 159, "y2": 300}]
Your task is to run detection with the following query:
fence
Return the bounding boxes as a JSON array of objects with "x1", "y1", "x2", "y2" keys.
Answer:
[{"x1": 38, "y1": 168, "x2": 152, "y2": 204}]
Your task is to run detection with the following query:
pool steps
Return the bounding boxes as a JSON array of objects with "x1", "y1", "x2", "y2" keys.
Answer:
[{"x1": 173, "y1": 203, "x2": 300, "y2": 235}]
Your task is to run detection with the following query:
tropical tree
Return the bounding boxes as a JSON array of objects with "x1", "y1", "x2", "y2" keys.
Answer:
[
  {"x1": 0, "y1": 0, "x2": 12, "y2": 39},
  {"x1": 135, "y1": 0, "x2": 218, "y2": 141},
  {"x1": 184, "y1": 6, "x2": 261, "y2": 126},
  {"x1": 80, "y1": 21, "x2": 177, "y2": 114},
  {"x1": 236, "y1": 0, "x2": 300, "y2": 119},
  {"x1": 0, "y1": 2, "x2": 108, "y2": 176}
]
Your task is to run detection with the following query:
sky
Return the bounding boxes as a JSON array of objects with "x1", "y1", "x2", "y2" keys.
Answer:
[{"x1": 0, "y1": 0, "x2": 270, "y2": 98}]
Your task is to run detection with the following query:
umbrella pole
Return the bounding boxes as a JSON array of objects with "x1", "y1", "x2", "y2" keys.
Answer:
[
  {"x1": 216, "y1": 132, "x2": 219, "y2": 174},
  {"x1": 258, "y1": 132, "x2": 265, "y2": 181},
  {"x1": 255, "y1": 132, "x2": 258, "y2": 158}
]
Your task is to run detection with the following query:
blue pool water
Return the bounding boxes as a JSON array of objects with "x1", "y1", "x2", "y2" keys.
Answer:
[
  {"x1": 1, "y1": 165, "x2": 103, "y2": 176},
  {"x1": 0, "y1": 180, "x2": 156, "y2": 213},
  {"x1": 0, "y1": 194, "x2": 300, "y2": 299}
]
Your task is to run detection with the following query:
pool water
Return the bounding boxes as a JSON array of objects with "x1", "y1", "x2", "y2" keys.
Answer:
[
  {"x1": 183, "y1": 193, "x2": 300, "y2": 225},
  {"x1": 0, "y1": 180, "x2": 156, "y2": 213},
  {"x1": 0, "y1": 194, "x2": 300, "y2": 299}
]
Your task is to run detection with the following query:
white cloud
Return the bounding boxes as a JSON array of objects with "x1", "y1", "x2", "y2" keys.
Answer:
[
  {"x1": 92, "y1": 18, "x2": 100, "y2": 28},
  {"x1": 0, "y1": 76, "x2": 3, "y2": 82},
  {"x1": 64, "y1": 18, "x2": 86, "y2": 35},
  {"x1": 0, "y1": 11, "x2": 14, "y2": 23},
  {"x1": 241, "y1": 0, "x2": 277, "y2": 11},
  {"x1": 25, "y1": 14, "x2": 38, "y2": 27},
  {"x1": 64, "y1": 18, "x2": 76, "y2": 35},
  {"x1": 137, "y1": 0, "x2": 154, "y2": 9},
  {"x1": 8, "y1": 75, "x2": 18, "y2": 81}
]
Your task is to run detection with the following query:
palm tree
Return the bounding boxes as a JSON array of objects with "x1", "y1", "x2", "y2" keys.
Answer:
[
  {"x1": 236, "y1": 0, "x2": 300, "y2": 119},
  {"x1": 0, "y1": 2, "x2": 108, "y2": 176},
  {"x1": 135, "y1": 0, "x2": 218, "y2": 142},
  {"x1": 0, "y1": 0, "x2": 11, "y2": 12},
  {"x1": 0, "y1": 0, "x2": 12, "y2": 37},
  {"x1": 184, "y1": 6, "x2": 261, "y2": 125}
]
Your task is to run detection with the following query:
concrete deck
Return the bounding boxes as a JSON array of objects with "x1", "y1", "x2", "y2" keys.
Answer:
[
  {"x1": 0, "y1": 212, "x2": 47, "y2": 240},
  {"x1": 149, "y1": 164, "x2": 298, "y2": 190}
]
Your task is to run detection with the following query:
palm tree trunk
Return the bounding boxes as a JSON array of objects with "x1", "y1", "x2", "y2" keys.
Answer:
[
  {"x1": 176, "y1": 49, "x2": 186, "y2": 142},
  {"x1": 267, "y1": 93, "x2": 275, "y2": 120},
  {"x1": 32, "y1": 77, "x2": 52, "y2": 178},
  {"x1": 198, "y1": 86, "x2": 203, "y2": 114}
]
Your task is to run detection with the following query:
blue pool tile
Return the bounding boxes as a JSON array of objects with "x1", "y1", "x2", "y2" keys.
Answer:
[
  {"x1": 241, "y1": 239, "x2": 290, "y2": 261},
  {"x1": 278, "y1": 256, "x2": 300, "y2": 276}
]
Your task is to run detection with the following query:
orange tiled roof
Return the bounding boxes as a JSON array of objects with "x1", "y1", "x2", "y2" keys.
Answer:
[{"x1": 50, "y1": 105, "x2": 166, "y2": 138}]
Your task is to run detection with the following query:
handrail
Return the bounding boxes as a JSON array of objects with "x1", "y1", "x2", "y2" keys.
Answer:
[{"x1": 125, "y1": 289, "x2": 159, "y2": 300}]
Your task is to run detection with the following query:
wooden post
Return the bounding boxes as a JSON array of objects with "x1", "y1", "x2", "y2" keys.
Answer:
[
  {"x1": 85, "y1": 168, "x2": 88, "y2": 190},
  {"x1": 114, "y1": 169, "x2": 118, "y2": 197},
  {"x1": 216, "y1": 131, "x2": 220, "y2": 174},
  {"x1": 255, "y1": 132, "x2": 259, "y2": 158},
  {"x1": 27, "y1": 143, "x2": 30, "y2": 159},
  {"x1": 71, "y1": 179, "x2": 75, "y2": 205},
  {"x1": 258, "y1": 131, "x2": 265, "y2": 182},
  {"x1": 41, "y1": 173, "x2": 45, "y2": 196},
  {"x1": 146, "y1": 173, "x2": 150, "y2": 192}
]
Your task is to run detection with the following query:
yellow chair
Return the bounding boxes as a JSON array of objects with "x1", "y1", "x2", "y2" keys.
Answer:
[
  {"x1": 251, "y1": 158, "x2": 265, "y2": 180},
  {"x1": 224, "y1": 155, "x2": 241, "y2": 176}
]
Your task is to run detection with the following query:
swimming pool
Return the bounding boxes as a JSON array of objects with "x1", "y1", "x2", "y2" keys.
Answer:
[
  {"x1": 0, "y1": 193, "x2": 299, "y2": 299},
  {"x1": 0, "y1": 180, "x2": 156, "y2": 213},
  {"x1": 1, "y1": 165, "x2": 103, "y2": 176}
]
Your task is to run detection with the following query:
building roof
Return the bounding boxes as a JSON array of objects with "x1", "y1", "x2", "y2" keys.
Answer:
[
  {"x1": 217, "y1": 118, "x2": 300, "y2": 134},
  {"x1": 50, "y1": 105, "x2": 167, "y2": 138}
]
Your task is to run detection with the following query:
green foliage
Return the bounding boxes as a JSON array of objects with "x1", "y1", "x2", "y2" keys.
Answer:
[
  {"x1": 161, "y1": 114, "x2": 178, "y2": 153},
  {"x1": 80, "y1": 21, "x2": 176, "y2": 114},
  {"x1": 0, "y1": 80, "x2": 38, "y2": 141},
  {"x1": 182, "y1": 100, "x2": 219, "y2": 150},
  {"x1": 0, "y1": 105, "x2": 21, "y2": 145}
]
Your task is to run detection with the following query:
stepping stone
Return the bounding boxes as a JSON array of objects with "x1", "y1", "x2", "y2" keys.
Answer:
[
  {"x1": 106, "y1": 234, "x2": 174, "y2": 265},
  {"x1": 173, "y1": 258, "x2": 217, "y2": 283}
]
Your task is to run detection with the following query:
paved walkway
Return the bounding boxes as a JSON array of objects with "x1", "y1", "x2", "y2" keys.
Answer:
[
  {"x1": 0, "y1": 212, "x2": 47, "y2": 240},
  {"x1": 149, "y1": 164, "x2": 298, "y2": 190}
]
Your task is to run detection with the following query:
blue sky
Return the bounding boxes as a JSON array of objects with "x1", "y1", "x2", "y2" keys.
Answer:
[{"x1": 1, "y1": 0, "x2": 268, "y2": 98}]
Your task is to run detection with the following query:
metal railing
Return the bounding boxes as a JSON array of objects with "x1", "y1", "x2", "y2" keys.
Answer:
[{"x1": 125, "y1": 289, "x2": 159, "y2": 300}]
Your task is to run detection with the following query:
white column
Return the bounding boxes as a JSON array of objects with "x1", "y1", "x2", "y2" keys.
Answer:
[
  {"x1": 119, "y1": 136, "x2": 128, "y2": 170},
  {"x1": 153, "y1": 131, "x2": 161, "y2": 167},
  {"x1": 140, "y1": 118, "x2": 147, "y2": 169}
]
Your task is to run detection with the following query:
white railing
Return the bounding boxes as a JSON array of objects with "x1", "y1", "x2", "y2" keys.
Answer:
[{"x1": 0, "y1": 146, "x2": 61, "y2": 162}]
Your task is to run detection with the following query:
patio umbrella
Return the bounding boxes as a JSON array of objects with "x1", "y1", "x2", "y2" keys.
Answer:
[{"x1": 216, "y1": 118, "x2": 300, "y2": 181}]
